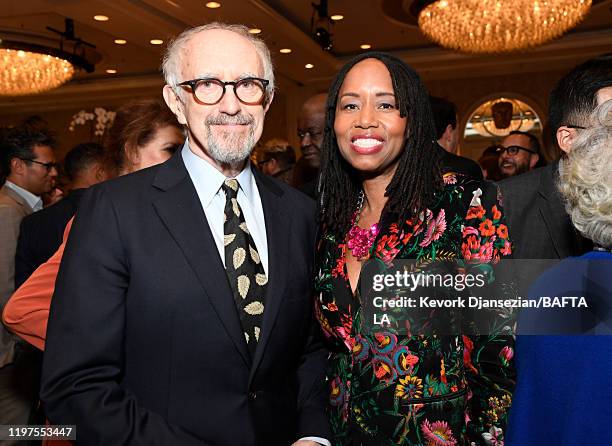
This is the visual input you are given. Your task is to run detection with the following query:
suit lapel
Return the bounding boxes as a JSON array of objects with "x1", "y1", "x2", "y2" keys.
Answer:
[
  {"x1": 250, "y1": 170, "x2": 290, "y2": 379},
  {"x1": 151, "y1": 154, "x2": 251, "y2": 366}
]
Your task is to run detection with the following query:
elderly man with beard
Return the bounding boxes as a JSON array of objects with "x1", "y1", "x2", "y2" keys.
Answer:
[{"x1": 40, "y1": 23, "x2": 330, "y2": 446}]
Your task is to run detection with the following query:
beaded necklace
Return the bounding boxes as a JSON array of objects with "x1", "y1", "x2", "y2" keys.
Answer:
[{"x1": 346, "y1": 191, "x2": 380, "y2": 260}]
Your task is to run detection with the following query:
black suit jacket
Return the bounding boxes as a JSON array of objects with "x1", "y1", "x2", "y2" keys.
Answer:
[
  {"x1": 498, "y1": 162, "x2": 590, "y2": 260},
  {"x1": 40, "y1": 152, "x2": 330, "y2": 445},
  {"x1": 437, "y1": 144, "x2": 483, "y2": 180},
  {"x1": 15, "y1": 188, "x2": 86, "y2": 287}
]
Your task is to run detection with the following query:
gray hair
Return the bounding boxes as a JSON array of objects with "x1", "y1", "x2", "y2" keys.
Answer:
[
  {"x1": 558, "y1": 100, "x2": 612, "y2": 249},
  {"x1": 161, "y1": 22, "x2": 275, "y2": 102}
]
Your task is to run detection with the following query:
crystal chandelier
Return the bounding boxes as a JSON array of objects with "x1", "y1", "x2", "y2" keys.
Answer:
[
  {"x1": 0, "y1": 19, "x2": 95, "y2": 96},
  {"x1": 418, "y1": 0, "x2": 592, "y2": 53},
  {"x1": 0, "y1": 48, "x2": 75, "y2": 96}
]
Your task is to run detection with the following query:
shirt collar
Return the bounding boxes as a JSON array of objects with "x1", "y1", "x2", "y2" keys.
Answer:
[
  {"x1": 181, "y1": 139, "x2": 256, "y2": 208},
  {"x1": 4, "y1": 180, "x2": 43, "y2": 211}
]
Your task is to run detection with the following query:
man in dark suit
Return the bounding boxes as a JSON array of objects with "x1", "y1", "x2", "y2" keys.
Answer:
[
  {"x1": 40, "y1": 23, "x2": 330, "y2": 446},
  {"x1": 499, "y1": 54, "x2": 612, "y2": 260},
  {"x1": 429, "y1": 96, "x2": 483, "y2": 179},
  {"x1": 295, "y1": 93, "x2": 327, "y2": 198},
  {"x1": 15, "y1": 142, "x2": 107, "y2": 287}
]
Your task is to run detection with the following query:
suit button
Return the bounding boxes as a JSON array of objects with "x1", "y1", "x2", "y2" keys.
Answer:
[{"x1": 248, "y1": 391, "x2": 257, "y2": 400}]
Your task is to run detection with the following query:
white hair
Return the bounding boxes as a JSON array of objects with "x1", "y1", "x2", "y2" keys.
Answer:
[
  {"x1": 558, "y1": 100, "x2": 612, "y2": 249},
  {"x1": 161, "y1": 22, "x2": 275, "y2": 103}
]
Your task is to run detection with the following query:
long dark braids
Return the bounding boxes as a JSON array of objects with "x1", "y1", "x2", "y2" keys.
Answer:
[{"x1": 318, "y1": 51, "x2": 442, "y2": 237}]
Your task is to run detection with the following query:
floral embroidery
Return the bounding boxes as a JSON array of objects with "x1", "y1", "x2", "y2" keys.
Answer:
[
  {"x1": 330, "y1": 377, "x2": 346, "y2": 406},
  {"x1": 482, "y1": 426, "x2": 504, "y2": 446},
  {"x1": 375, "y1": 234, "x2": 401, "y2": 266},
  {"x1": 393, "y1": 346, "x2": 419, "y2": 375},
  {"x1": 496, "y1": 224, "x2": 509, "y2": 239},
  {"x1": 421, "y1": 419, "x2": 458, "y2": 446},
  {"x1": 466, "y1": 205, "x2": 486, "y2": 220},
  {"x1": 395, "y1": 375, "x2": 424, "y2": 400},
  {"x1": 498, "y1": 346, "x2": 514, "y2": 367},
  {"x1": 315, "y1": 177, "x2": 515, "y2": 445},
  {"x1": 421, "y1": 209, "x2": 447, "y2": 247},
  {"x1": 372, "y1": 332, "x2": 397, "y2": 354},
  {"x1": 443, "y1": 173, "x2": 458, "y2": 185},
  {"x1": 332, "y1": 244, "x2": 347, "y2": 278},
  {"x1": 352, "y1": 335, "x2": 370, "y2": 362},
  {"x1": 372, "y1": 355, "x2": 397, "y2": 383},
  {"x1": 479, "y1": 219, "x2": 496, "y2": 237}
]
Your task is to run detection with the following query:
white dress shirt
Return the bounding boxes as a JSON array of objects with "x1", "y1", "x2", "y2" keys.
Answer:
[
  {"x1": 181, "y1": 142, "x2": 330, "y2": 446},
  {"x1": 4, "y1": 180, "x2": 43, "y2": 212},
  {"x1": 182, "y1": 142, "x2": 268, "y2": 274}
]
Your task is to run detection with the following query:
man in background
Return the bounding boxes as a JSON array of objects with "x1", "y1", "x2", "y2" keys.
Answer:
[
  {"x1": 15, "y1": 142, "x2": 107, "y2": 287},
  {"x1": 297, "y1": 93, "x2": 326, "y2": 168},
  {"x1": 295, "y1": 93, "x2": 326, "y2": 196},
  {"x1": 500, "y1": 54, "x2": 612, "y2": 260},
  {"x1": 429, "y1": 96, "x2": 483, "y2": 179},
  {"x1": 497, "y1": 130, "x2": 541, "y2": 178},
  {"x1": 256, "y1": 138, "x2": 296, "y2": 184},
  {"x1": 0, "y1": 126, "x2": 56, "y2": 433}
]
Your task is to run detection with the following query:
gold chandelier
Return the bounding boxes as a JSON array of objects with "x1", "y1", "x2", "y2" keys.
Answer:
[
  {"x1": 1, "y1": 20, "x2": 96, "y2": 96},
  {"x1": 0, "y1": 48, "x2": 75, "y2": 96},
  {"x1": 418, "y1": 0, "x2": 592, "y2": 53}
]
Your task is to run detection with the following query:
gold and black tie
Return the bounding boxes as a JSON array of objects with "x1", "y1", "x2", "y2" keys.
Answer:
[{"x1": 221, "y1": 178, "x2": 267, "y2": 357}]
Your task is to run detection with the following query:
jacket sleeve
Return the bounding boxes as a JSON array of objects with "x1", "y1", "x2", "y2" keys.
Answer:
[
  {"x1": 295, "y1": 198, "x2": 332, "y2": 441},
  {"x1": 0, "y1": 204, "x2": 23, "y2": 367},
  {"x1": 40, "y1": 186, "x2": 207, "y2": 445},
  {"x1": 2, "y1": 219, "x2": 72, "y2": 351}
]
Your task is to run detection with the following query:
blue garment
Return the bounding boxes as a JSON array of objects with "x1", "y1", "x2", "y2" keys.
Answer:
[{"x1": 506, "y1": 251, "x2": 612, "y2": 446}]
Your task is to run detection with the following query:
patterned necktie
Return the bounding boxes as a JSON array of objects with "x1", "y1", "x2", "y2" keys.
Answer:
[{"x1": 221, "y1": 178, "x2": 267, "y2": 357}]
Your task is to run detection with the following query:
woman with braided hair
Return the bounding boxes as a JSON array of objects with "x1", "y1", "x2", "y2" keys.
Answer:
[{"x1": 314, "y1": 52, "x2": 515, "y2": 445}]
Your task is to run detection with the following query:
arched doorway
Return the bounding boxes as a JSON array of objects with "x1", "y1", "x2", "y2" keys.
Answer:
[{"x1": 461, "y1": 95, "x2": 543, "y2": 162}]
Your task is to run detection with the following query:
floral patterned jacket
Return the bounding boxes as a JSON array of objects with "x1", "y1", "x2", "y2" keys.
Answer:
[{"x1": 315, "y1": 174, "x2": 516, "y2": 446}]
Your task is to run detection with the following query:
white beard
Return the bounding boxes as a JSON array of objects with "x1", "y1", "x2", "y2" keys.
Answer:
[{"x1": 205, "y1": 114, "x2": 256, "y2": 166}]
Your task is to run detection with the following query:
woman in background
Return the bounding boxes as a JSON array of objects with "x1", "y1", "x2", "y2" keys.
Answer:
[{"x1": 3, "y1": 99, "x2": 184, "y2": 350}]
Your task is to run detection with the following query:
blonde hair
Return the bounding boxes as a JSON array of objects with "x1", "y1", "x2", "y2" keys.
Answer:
[{"x1": 558, "y1": 100, "x2": 612, "y2": 248}]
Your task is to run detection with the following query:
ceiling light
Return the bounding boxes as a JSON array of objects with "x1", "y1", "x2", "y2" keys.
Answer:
[
  {"x1": 205, "y1": 2, "x2": 221, "y2": 8},
  {"x1": 360, "y1": 44, "x2": 371, "y2": 49},
  {"x1": 418, "y1": 0, "x2": 592, "y2": 53},
  {"x1": 330, "y1": 14, "x2": 344, "y2": 21},
  {"x1": 279, "y1": 48, "x2": 292, "y2": 54},
  {"x1": 305, "y1": 63, "x2": 314, "y2": 69},
  {"x1": 114, "y1": 39, "x2": 127, "y2": 45},
  {"x1": 93, "y1": 15, "x2": 109, "y2": 22},
  {"x1": 248, "y1": 28, "x2": 262, "y2": 34},
  {"x1": 150, "y1": 39, "x2": 164, "y2": 45},
  {"x1": 106, "y1": 69, "x2": 117, "y2": 74},
  {"x1": 0, "y1": 49, "x2": 74, "y2": 96},
  {"x1": 0, "y1": 19, "x2": 95, "y2": 96}
]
